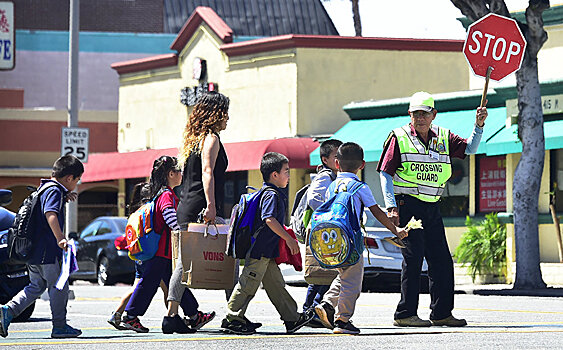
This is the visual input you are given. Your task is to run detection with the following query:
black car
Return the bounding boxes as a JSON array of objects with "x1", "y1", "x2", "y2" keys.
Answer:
[
  {"x1": 0, "y1": 190, "x2": 35, "y2": 322},
  {"x1": 69, "y1": 216, "x2": 135, "y2": 286}
]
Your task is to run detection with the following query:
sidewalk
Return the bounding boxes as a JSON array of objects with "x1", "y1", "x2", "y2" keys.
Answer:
[
  {"x1": 455, "y1": 282, "x2": 563, "y2": 297},
  {"x1": 454, "y1": 263, "x2": 563, "y2": 297}
]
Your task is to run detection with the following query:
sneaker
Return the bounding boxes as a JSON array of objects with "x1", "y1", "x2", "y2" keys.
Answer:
[
  {"x1": 122, "y1": 316, "x2": 149, "y2": 333},
  {"x1": 188, "y1": 311, "x2": 216, "y2": 330},
  {"x1": 314, "y1": 301, "x2": 335, "y2": 329},
  {"x1": 393, "y1": 315, "x2": 432, "y2": 327},
  {"x1": 431, "y1": 315, "x2": 467, "y2": 327},
  {"x1": 285, "y1": 309, "x2": 315, "y2": 334},
  {"x1": 306, "y1": 317, "x2": 326, "y2": 329},
  {"x1": 333, "y1": 319, "x2": 360, "y2": 335},
  {"x1": 221, "y1": 318, "x2": 256, "y2": 335},
  {"x1": 0, "y1": 305, "x2": 13, "y2": 338},
  {"x1": 107, "y1": 311, "x2": 127, "y2": 330},
  {"x1": 243, "y1": 316, "x2": 262, "y2": 330},
  {"x1": 51, "y1": 324, "x2": 82, "y2": 338},
  {"x1": 162, "y1": 315, "x2": 196, "y2": 334}
]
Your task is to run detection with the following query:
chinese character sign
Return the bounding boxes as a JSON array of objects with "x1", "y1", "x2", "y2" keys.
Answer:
[{"x1": 479, "y1": 156, "x2": 507, "y2": 212}]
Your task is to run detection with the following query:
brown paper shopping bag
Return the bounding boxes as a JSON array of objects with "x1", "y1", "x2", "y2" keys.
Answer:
[{"x1": 173, "y1": 223, "x2": 235, "y2": 290}]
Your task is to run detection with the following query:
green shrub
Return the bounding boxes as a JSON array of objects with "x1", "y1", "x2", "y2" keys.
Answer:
[{"x1": 454, "y1": 213, "x2": 507, "y2": 282}]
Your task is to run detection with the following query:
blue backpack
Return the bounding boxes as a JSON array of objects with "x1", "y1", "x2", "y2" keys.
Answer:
[
  {"x1": 309, "y1": 180, "x2": 364, "y2": 269},
  {"x1": 226, "y1": 186, "x2": 276, "y2": 259}
]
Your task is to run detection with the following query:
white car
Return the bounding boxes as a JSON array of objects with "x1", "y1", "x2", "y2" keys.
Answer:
[{"x1": 281, "y1": 209, "x2": 429, "y2": 292}]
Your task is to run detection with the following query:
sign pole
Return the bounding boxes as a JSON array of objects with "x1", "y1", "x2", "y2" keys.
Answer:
[
  {"x1": 480, "y1": 66, "x2": 493, "y2": 108},
  {"x1": 66, "y1": 0, "x2": 79, "y2": 236}
]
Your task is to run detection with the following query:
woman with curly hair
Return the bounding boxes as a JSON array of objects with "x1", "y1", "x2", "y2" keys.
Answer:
[{"x1": 165, "y1": 92, "x2": 230, "y2": 332}]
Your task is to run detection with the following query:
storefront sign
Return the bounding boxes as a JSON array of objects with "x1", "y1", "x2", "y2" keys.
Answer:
[
  {"x1": 506, "y1": 94, "x2": 563, "y2": 121},
  {"x1": 0, "y1": 1, "x2": 14, "y2": 70},
  {"x1": 479, "y1": 156, "x2": 506, "y2": 212}
]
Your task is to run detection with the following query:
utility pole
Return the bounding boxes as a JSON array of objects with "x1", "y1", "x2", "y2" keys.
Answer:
[{"x1": 66, "y1": 0, "x2": 79, "y2": 236}]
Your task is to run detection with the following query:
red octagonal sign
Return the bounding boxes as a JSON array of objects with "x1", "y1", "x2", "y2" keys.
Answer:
[{"x1": 463, "y1": 13, "x2": 527, "y2": 81}]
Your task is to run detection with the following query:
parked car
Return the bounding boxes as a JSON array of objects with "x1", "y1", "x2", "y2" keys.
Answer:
[
  {"x1": 281, "y1": 209, "x2": 429, "y2": 292},
  {"x1": 0, "y1": 189, "x2": 35, "y2": 322},
  {"x1": 69, "y1": 216, "x2": 135, "y2": 286}
]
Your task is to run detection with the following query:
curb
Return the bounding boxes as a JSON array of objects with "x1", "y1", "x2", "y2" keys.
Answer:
[{"x1": 455, "y1": 285, "x2": 563, "y2": 297}]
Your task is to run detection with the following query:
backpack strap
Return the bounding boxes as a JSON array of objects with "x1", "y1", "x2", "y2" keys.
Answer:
[
  {"x1": 37, "y1": 181, "x2": 66, "y2": 213},
  {"x1": 245, "y1": 186, "x2": 278, "y2": 259}
]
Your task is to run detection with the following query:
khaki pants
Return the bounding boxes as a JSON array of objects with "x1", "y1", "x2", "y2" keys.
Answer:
[
  {"x1": 227, "y1": 257, "x2": 298, "y2": 323},
  {"x1": 323, "y1": 258, "x2": 364, "y2": 322}
]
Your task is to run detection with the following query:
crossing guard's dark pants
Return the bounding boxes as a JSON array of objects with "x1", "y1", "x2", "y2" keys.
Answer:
[{"x1": 394, "y1": 194, "x2": 454, "y2": 321}]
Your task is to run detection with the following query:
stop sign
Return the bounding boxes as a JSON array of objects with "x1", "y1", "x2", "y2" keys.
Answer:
[{"x1": 463, "y1": 13, "x2": 527, "y2": 81}]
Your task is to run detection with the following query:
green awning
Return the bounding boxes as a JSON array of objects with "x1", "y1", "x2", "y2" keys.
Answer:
[
  {"x1": 310, "y1": 107, "x2": 507, "y2": 165},
  {"x1": 485, "y1": 119, "x2": 563, "y2": 156}
]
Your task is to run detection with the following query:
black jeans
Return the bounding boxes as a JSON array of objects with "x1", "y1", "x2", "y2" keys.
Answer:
[{"x1": 394, "y1": 195, "x2": 454, "y2": 321}]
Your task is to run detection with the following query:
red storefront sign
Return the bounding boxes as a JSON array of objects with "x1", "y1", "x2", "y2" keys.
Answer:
[{"x1": 479, "y1": 156, "x2": 507, "y2": 212}]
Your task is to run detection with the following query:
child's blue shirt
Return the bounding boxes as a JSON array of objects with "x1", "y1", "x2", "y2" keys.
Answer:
[
  {"x1": 247, "y1": 182, "x2": 287, "y2": 259},
  {"x1": 28, "y1": 179, "x2": 68, "y2": 265}
]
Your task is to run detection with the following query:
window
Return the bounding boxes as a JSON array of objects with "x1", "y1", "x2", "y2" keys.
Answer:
[
  {"x1": 96, "y1": 221, "x2": 113, "y2": 236},
  {"x1": 439, "y1": 157, "x2": 470, "y2": 216},
  {"x1": 477, "y1": 155, "x2": 507, "y2": 213},
  {"x1": 80, "y1": 221, "x2": 101, "y2": 239}
]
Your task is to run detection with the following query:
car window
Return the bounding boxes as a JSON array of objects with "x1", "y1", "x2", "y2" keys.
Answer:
[
  {"x1": 80, "y1": 221, "x2": 101, "y2": 239},
  {"x1": 113, "y1": 218, "x2": 127, "y2": 233},
  {"x1": 96, "y1": 221, "x2": 113, "y2": 236}
]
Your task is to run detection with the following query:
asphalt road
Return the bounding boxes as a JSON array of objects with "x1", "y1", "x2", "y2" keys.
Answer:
[{"x1": 2, "y1": 282, "x2": 563, "y2": 349}]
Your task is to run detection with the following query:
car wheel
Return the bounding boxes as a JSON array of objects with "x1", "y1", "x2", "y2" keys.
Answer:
[
  {"x1": 13, "y1": 302, "x2": 35, "y2": 322},
  {"x1": 97, "y1": 257, "x2": 114, "y2": 286}
]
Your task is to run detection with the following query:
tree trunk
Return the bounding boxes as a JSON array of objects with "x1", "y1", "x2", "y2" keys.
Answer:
[
  {"x1": 351, "y1": 0, "x2": 362, "y2": 36},
  {"x1": 513, "y1": 52, "x2": 547, "y2": 289},
  {"x1": 450, "y1": 0, "x2": 550, "y2": 289},
  {"x1": 512, "y1": 1, "x2": 549, "y2": 290}
]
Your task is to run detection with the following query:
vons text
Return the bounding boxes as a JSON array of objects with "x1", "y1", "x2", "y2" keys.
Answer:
[{"x1": 203, "y1": 251, "x2": 224, "y2": 261}]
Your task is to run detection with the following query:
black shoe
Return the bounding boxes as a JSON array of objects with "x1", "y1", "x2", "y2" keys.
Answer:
[
  {"x1": 285, "y1": 310, "x2": 315, "y2": 334},
  {"x1": 314, "y1": 301, "x2": 335, "y2": 329},
  {"x1": 243, "y1": 316, "x2": 262, "y2": 330},
  {"x1": 220, "y1": 318, "x2": 256, "y2": 335},
  {"x1": 162, "y1": 315, "x2": 196, "y2": 334},
  {"x1": 306, "y1": 317, "x2": 326, "y2": 328},
  {"x1": 333, "y1": 319, "x2": 360, "y2": 334},
  {"x1": 188, "y1": 311, "x2": 216, "y2": 330}
]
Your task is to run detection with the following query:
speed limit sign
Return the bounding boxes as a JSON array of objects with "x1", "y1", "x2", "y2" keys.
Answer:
[{"x1": 61, "y1": 127, "x2": 89, "y2": 163}]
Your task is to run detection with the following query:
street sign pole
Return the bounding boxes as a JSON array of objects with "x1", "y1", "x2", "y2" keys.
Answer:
[{"x1": 66, "y1": 0, "x2": 79, "y2": 236}]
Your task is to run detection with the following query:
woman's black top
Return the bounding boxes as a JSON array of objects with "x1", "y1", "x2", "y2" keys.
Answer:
[{"x1": 176, "y1": 134, "x2": 228, "y2": 229}]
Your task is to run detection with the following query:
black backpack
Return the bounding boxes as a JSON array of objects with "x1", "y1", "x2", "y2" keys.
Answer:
[{"x1": 8, "y1": 182, "x2": 60, "y2": 263}]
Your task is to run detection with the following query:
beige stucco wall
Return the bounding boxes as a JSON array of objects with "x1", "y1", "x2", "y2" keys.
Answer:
[
  {"x1": 117, "y1": 67, "x2": 184, "y2": 152},
  {"x1": 296, "y1": 48, "x2": 470, "y2": 136},
  {"x1": 221, "y1": 49, "x2": 298, "y2": 142}
]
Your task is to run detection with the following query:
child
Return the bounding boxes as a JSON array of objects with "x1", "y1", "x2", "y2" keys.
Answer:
[
  {"x1": 221, "y1": 152, "x2": 314, "y2": 335},
  {"x1": 314, "y1": 143, "x2": 408, "y2": 334},
  {"x1": 120, "y1": 156, "x2": 214, "y2": 334},
  {"x1": 302, "y1": 139, "x2": 342, "y2": 326},
  {"x1": 0, "y1": 155, "x2": 84, "y2": 338},
  {"x1": 107, "y1": 182, "x2": 169, "y2": 330}
]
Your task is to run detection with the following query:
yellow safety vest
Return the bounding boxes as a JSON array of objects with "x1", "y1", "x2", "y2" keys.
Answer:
[{"x1": 390, "y1": 124, "x2": 452, "y2": 202}]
